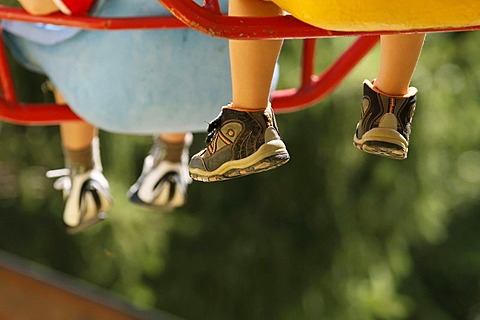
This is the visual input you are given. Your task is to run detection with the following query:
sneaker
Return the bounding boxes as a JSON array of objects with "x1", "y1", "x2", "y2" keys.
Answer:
[
  {"x1": 189, "y1": 104, "x2": 290, "y2": 182},
  {"x1": 47, "y1": 167, "x2": 112, "y2": 234},
  {"x1": 127, "y1": 133, "x2": 193, "y2": 209},
  {"x1": 353, "y1": 80, "x2": 417, "y2": 160}
]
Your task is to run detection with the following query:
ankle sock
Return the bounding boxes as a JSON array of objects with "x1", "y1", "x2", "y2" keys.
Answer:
[
  {"x1": 157, "y1": 137, "x2": 186, "y2": 162},
  {"x1": 63, "y1": 145, "x2": 95, "y2": 171}
]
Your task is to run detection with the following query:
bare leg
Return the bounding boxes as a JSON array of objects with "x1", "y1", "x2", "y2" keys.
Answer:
[
  {"x1": 188, "y1": 0, "x2": 289, "y2": 181},
  {"x1": 54, "y1": 90, "x2": 97, "y2": 151},
  {"x1": 51, "y1": 90, "x2": 111, "y2": 233},
  {"x1": 54, "y1": 90, "x2": 98, "y2": 169},
  {"x1": 375, "y1": 33, "x2": 426, "y2": 95},
  {"x1": 229, "y1": 0, "x2": 284, "y2": 109},
  {"x1": 60, "y1": 122, "x2": 97, "y2": 151}
]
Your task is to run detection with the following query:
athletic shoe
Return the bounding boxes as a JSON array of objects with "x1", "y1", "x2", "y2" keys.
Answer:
[
  {"x1": 47, "y1": 166, "x2": 112, "y2": 234},
  {"x1": 189, "y1": 104, "x2": 290, "y2": 182},
  {"x1": 353, "y1": 80, "x2": 417, "y2": 160},
  {"x1": 127, "y1": 133, "x2": 192, "y2": 209}
]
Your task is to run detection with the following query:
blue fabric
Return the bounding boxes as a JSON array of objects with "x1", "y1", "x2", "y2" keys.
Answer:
[
  {"x1": 2, "y1": 21, "x2": 80, "y2": 45},
  {"x1": 2, "y1": 0, "x2": 241, "y2": 134}
]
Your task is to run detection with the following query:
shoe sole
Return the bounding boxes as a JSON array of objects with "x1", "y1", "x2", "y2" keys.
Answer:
[
  {"x1": 127, "y1": 186, "x2": 183, "y2": 211},
  {"x1": 353, "y1": 127, "x2": 408, "y2": 160},
  {"x1": 189, "y1": 140, "x2": 290, "y2": 182},
  {"x1": 127, "y1": 168, "x2": 188, "y2": 210},
  {"x1": 66, "y1": 211, "x2": 107, "y2": 235}
]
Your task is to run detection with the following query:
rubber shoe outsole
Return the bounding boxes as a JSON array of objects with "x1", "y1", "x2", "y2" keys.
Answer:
[{"x1": 189, "y1": 141, "x2": 290, "y2": 182}]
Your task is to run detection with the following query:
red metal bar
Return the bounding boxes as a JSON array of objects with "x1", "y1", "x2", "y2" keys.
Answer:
[
  {"x1": 272, "y1": 36, "x2": 380, "y2": 113},
  {"x1": 0, "y1": 27, "x2": 17, "y2": 102},
  {"x1": 0, "y1": 2, "x2": 479, "y2": 38},
  {"x1": 0, "y1": 6, "x2": 186, "y2": 30},
  {"x1": 301, "y1": 39, "x2": 316, "y2": 88},
  {"x1": 0, "y1": 36, "x2": 377, "y2": 124},
  {"x1": 157, "y1": 0, "x2": 480, "y2": 40},
  {"x1": 158, "y1": 0, "x2": 348, "y2": 39},
  {"x1": 0, "y1": 101, "x2": 80, "y2": 125}
]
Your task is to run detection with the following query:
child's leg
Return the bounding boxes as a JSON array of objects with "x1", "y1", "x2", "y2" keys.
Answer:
[
  {"x1": 375, "y1": 34, "x2": 426, "y2": 95},
  {"x1": 128, "y1": 132, "x2": 193, "y2": 209},
  {"x1": 60, "y1": 122, "x2": 98, "y2": 170},
  {"x1": 60, "y1": 121, "x2": 96, "y2": 150},
  {"x1": 229, "y1": 0, "x2": 284, "y2": 109},
  {"x1": 51, "y1": 90, "x2": 111, "y2": 234},
  {"x1": 354, "y1": 33, "x2": 425, "y2": 160},
  {"x1": 188, "y1": 0, "x2": 290, "y2": 182},
  {"x1": 53, "y1": 90, "x2": 98, "y2": 169}
]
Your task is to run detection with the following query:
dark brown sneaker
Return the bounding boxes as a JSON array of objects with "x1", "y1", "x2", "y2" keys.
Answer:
[
  {"x1": 189, "y1": 104, "x2": 290, "y2": 182},
  {"x1": 353, "y1": 80, "x2": 417, "y2": 160}
]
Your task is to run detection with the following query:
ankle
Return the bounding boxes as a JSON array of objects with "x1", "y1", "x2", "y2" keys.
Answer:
[
  {"x1": 370, "y1": 79, "x2": 417, "y2": 98},
  {"x1": 226, "y1": 102, "x2": 268, "y2": 113},
  {"x1": 63, "y1": 145, "x2": 95, "y2": 171}
]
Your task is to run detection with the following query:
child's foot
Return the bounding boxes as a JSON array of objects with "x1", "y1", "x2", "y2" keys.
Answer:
[
  {"x1": 189, "y1": 104, "x2": 290, "y2": 182},
  {"x1": 353, "y1": 80, "x2": 417, "y2": 160},
  {"x1": 127, "y1": 133, "x2": 192, "y2": 209},
  {"x1": 47, "y1": 166, "x2": 112, "y2": 234}
]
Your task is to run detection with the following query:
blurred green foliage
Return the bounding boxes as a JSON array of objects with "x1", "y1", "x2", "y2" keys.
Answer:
[{"x1": 0, "y1": 11, "x2": 480, "y2": 319}]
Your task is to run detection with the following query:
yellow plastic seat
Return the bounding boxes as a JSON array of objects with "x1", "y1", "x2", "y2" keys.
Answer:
[{"x1": 272, "y1": 0, "x2": 480, "y2": 31}]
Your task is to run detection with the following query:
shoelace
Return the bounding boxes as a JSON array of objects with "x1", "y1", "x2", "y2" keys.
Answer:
[{"x1": 205, "y1": 112, "x2": 223, "y2": 144}]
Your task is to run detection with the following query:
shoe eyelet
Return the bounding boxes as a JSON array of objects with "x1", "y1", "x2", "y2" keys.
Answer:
[{"x1": 227, "y1": 129, "x2": 235, "y2": 137}]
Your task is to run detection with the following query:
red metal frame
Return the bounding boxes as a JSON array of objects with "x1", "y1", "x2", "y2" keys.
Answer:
[
  {"x1": 157, "y1": 0, "x2": 480, "y2": 39},
  {"x1": 0, "y1": 0, "x2": 477, "y2": 125},
  {"x1": 274, "y1": 37, "x2": 378, "y2": 113},
  {"x1": 0, "y1": 5, "x2": 186, "y2": 30}
]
